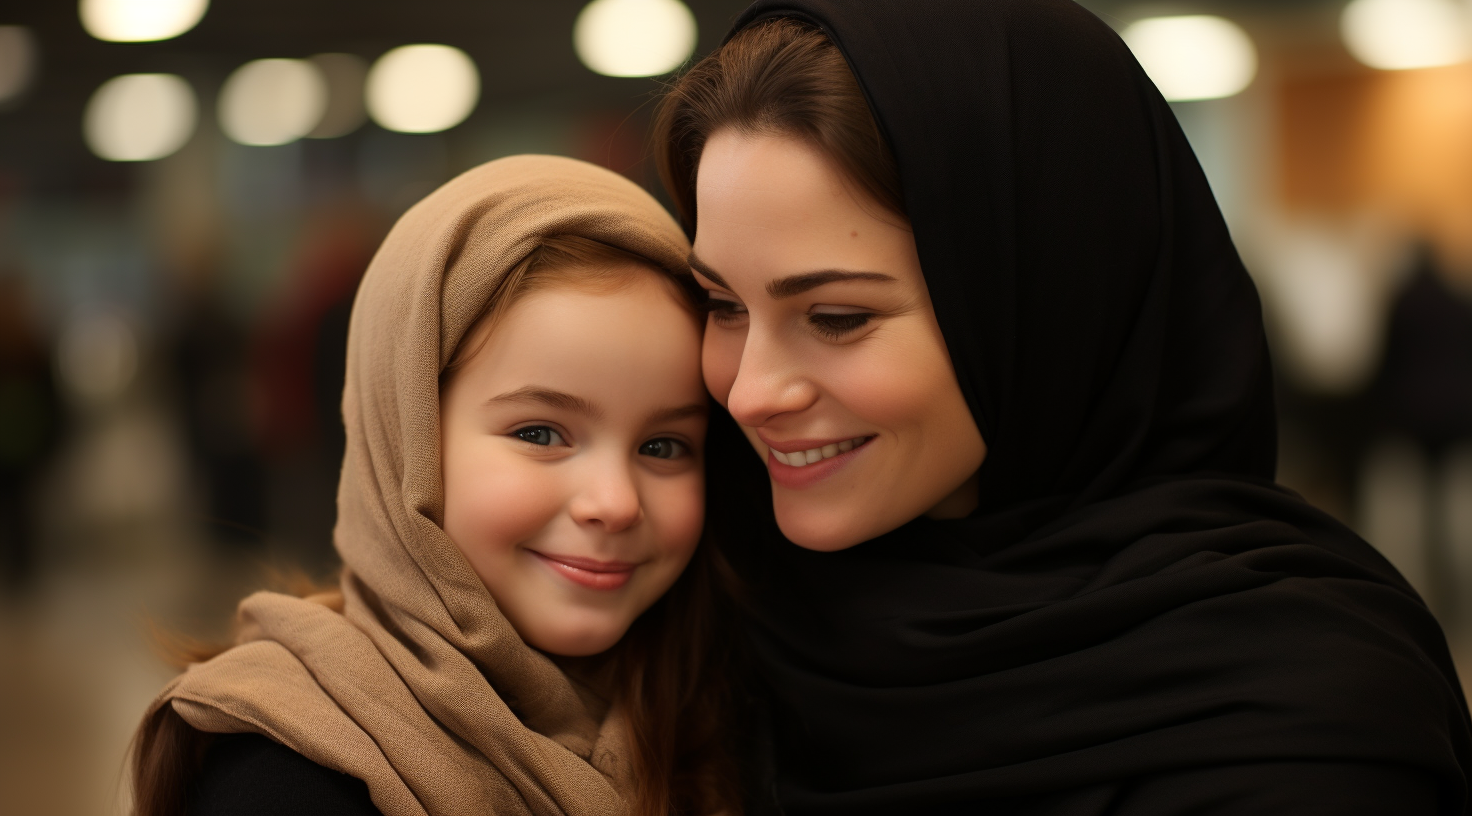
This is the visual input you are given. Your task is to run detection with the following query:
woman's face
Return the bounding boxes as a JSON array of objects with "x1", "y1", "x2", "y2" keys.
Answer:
[
  {"x1": 693, "y1": 131, "x2": 986, "y2": 551},
  {"x1": 440, "y1": 270, "x2": 708, "y2": 656}
]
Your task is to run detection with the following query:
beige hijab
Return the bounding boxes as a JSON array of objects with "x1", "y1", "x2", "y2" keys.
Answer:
[{"x1": 147, "y1": 155, "x2": 692, "y2": 816}]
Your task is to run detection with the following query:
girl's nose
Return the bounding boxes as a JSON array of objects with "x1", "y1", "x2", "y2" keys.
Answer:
[
  {"x1": 724, "y1": 329, "x2": 820, "y2": 428},
  {"x1": 568, "y1": 457, "x2": 644, "y2": 534}
]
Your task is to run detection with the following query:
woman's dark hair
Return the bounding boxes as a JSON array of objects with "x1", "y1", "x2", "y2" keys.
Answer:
[
  {"x1": 654, "y1": 17, "x2": 904, "y2": 229},
  {"x1": 130, "y1": 238, "x2": 745, "y2": 816}
]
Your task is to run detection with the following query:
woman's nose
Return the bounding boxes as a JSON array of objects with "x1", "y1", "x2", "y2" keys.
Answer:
[
  {"x1": 723, "y1": 328, "x2": 820, "y2": 428},
  {"x1": 568, "y1": 457, "x2": 644, "y2": 534}
]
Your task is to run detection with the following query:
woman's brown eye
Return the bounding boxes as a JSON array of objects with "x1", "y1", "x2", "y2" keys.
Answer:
[
  {"x1": 702, "y1": 297, "x2": 747, "y2": 325},
  {"x1": 809, "y1": 312, "x2": 872, "y2": 338}
]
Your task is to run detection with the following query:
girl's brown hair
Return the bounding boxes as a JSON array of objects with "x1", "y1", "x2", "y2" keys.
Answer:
[
  {"x1": 132, "y1": 237, "x2": 743, "y2": 816},
  {"x1": 653, "y1": 17, "x2": 905, "y2": 230}
]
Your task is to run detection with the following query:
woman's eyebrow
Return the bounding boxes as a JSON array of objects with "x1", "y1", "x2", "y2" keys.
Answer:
[
  {"x1": 487, "y1": 386, "x2": 603, "y2": 419},
  {"x1": 688, "y1": 253, "x2": 729, "y2": 288},
  {"x1": 765, "y1": 270, "x2": 896, "y2": 299}
]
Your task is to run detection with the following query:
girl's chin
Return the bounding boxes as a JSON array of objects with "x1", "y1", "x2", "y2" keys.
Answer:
[{"x1": 523, "y1": 620, "x2": 632, "y2": 657}]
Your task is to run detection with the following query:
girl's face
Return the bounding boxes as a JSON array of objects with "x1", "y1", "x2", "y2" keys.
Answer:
[
  {"x1": 440, "y1": 270, "x2": 707, "y2": 656},
  {"x1": 693, "y1": 131, "x2": 986, "y2": 551}
]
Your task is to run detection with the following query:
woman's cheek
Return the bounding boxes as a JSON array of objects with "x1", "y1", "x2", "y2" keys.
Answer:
[{"x1": 701, "y1": 327, "x2": 741, "y2": 406}]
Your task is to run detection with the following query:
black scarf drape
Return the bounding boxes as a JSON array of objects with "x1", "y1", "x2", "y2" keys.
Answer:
[{"x1": 700, "y1": 1, "x2": 1472, "y2": 813}]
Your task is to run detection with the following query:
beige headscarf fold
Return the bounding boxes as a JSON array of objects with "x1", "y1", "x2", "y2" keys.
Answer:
[{"x1": 146, "y1": 155, "x2": 693, "y2": 816}]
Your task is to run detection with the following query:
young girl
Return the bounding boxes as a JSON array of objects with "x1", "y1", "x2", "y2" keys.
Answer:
[{"x1": 130, "y1": 155, "x2": 742, "y2": 816}]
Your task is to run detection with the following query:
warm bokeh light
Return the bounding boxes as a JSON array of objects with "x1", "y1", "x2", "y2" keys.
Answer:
[
  {"x1": 218, "y1": 58, "x2": 328, "y2": 147},
  {"x1": 1123, "y1": 15, "x2": 1258, "y2": 102},
  {"x1": 83, "y1": 73, "x2": 197, "y2": 162},
  {"x1": 1342, "y1": 0, "x2": 1471, "y2": 71},
  {"x1": 307, "y1": 53, "x2": 368, "y2": 139},
  {"x1": 79, "y1": 0, "x2": 208, "y2": 42},
  {"x1": 365, "y1": 44, "x2": 479, "y2": 134},
  {"x1": 0, "y1": 26, "x2": 38, "y2": 105},
  {"x1": 574, "y1": 0, "x2": 697, "y2": 78}
]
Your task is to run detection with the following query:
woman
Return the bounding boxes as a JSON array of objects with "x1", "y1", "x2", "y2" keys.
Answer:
[
  {"x1": 656, "y1": 1, "x2": 1472, "y2": 813},
  {"x1": 131, "y1": 156, "x2": 742, "y2": 816}
]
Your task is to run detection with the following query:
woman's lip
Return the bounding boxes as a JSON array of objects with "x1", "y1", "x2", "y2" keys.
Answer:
[
  {"x1": 765, "y1": 436, "x2": 872, "y2": 489},
  {"x1": 528, "y1": 551, "x2": 636, "y2": 590},
  {"x1": 755, "y1": 433, "x2": 872, "y2": 454}
]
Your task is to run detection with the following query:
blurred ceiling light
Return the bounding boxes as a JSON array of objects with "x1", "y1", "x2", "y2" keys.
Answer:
[
  {"x1": 307, "y1": 53, "x2": 368, "y2": 138},
  {"x1": 219, "y1": 58, "x2": 328, "y2": 147},
  {"x1": 574, "y1": 0, "x2": 697, "y2": 77},
  {"x1": 0, "y1": 27, "x2": 38, "y2": 105},
  {"x1": 80, "y1": 0, "x2": 208, "y2": 42},
  {"x1": 1341, "y1": 0, "x2": 1471, "y2": 70},
  {"x1": 84, "y1": 73, "x2": 196, "y2": 162},
  {"x1": 1122, "y1": 15, "x2": 1258, "y2": 102},
  {"x1": 366, "y1": 45, "x2": 478, "y2": 134}
]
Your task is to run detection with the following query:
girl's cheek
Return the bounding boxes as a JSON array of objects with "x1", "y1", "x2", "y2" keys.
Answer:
[
  {"x1": 445, "y1": 452, "x2": 563, "y2": 561},
  {"x1": 650, "y1": 472, "x2": 706, "y2": 558}
]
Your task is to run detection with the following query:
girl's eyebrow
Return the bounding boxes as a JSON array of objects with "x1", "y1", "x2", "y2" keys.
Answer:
[
  {"x1": 488, "y1": 389, "x2": 705, "y2": 426},
  {"x1": 688, "y1": 252, "x2": 895, "y2": 299},
  {"x1": 487, "y1": 386, "x2": 602, "y2": 419}
]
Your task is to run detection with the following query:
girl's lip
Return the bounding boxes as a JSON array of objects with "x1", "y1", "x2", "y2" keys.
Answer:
[
  {"x1": 528, "y1": 551, "x2": 637, "y2": 590},
  {"x1": 764, "y1": 436, "x2": 873, "y2": 490}
]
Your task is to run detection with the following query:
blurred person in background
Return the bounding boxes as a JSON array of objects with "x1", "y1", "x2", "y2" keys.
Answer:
[
  {"x1": 0, "y1": 270, "x2": 61, "y2": 590},
  {"x1": 658, "y1": 1, "x2": 1472, "y2": 814},
  {"x1": 251, "y1": 212, "x2": 379, "y2": 568},
  {"x1": 170, "y1": 265, "x2": 268, "y2": 551},
  {"x1": 1371, "y1": 240, "x2": 1472, "y2": 612},
  {"x1": 130, "y1": 156, "x2": 743, "y2": 816}
]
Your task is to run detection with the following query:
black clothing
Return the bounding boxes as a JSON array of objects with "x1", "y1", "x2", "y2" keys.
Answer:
[
  {"x1": 189, "y1": 733, "x2": 380, "y2": 816},
  {"x1": 707, "y1": 1, "x2": 1472, "y2": 814}
]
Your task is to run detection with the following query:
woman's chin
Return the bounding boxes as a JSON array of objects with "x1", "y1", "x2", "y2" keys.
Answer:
[{"x1": 774, "y1": 505, "x2": 868, "y2": 552}]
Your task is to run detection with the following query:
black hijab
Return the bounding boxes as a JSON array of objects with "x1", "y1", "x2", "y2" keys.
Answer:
[{"x1": 701, "y1": 1, "x2": 1472, "y2": 813}]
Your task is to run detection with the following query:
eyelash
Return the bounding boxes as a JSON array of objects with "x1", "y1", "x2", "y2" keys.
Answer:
[
  {"x1": 702, "y1": 295, "x2": 873, "y2": 339},
  {"x1": 702, "y1": 297, "x2": 746, "y2": 327},
  {"x1": 808, "y1": 312, "x2": 872, "y2": 339}
]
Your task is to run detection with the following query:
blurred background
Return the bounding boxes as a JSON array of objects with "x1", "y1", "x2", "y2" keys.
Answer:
[{"x1": 2, "y1": 0, "x2": 1471, "y2": 812}]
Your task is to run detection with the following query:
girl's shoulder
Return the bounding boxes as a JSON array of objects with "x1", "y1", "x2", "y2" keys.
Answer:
[{"x1": 189, "y1": 732, "x2": 381, "y2": 816}]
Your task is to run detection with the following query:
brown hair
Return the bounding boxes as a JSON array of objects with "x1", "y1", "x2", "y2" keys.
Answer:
[
  {"x1": 444, "y1": 234, "x2": 699, "y2": 376},
  {"x1": 131, "y1": 238, "x2": 743, "y2": 816},
  {"x1": 653, "y1": 17, "x2": 905, "y2": 230}
]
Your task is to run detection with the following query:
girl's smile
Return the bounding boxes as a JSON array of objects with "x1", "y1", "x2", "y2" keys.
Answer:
[
  {"x1": 440, "y1": 268, "x2": 707, "y2": 656},
  {"x1": 526, "y1": 550, "x2": 639, "y2": 590}
]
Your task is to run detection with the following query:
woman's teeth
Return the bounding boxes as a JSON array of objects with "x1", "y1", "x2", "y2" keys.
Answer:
[{"x1": 771, "y1": 437, "x2": 867, "y2": 467}]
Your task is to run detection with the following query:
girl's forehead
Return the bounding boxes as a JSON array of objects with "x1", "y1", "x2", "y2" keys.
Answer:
[{"x1": 446, "y1": 275, "x2": 705, "y2": 419}]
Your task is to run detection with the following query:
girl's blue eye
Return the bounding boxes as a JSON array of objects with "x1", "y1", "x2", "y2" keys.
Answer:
[
  {"x1": 639, "y1": 438, "x2": 687, "y2": 459},
  {"x1": 514, "y1": 426, "x2": 564, "y2": 446}
]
